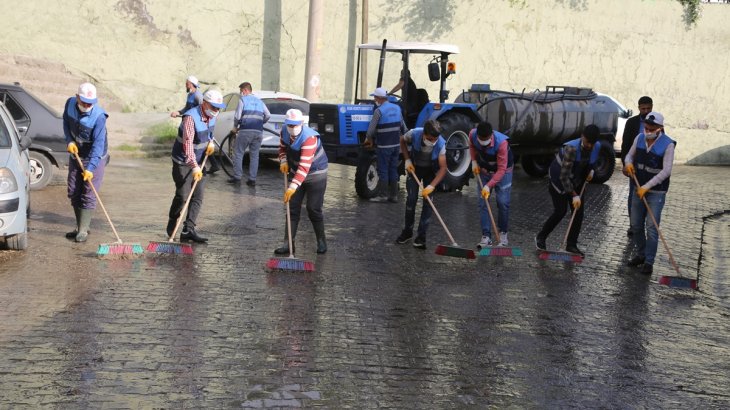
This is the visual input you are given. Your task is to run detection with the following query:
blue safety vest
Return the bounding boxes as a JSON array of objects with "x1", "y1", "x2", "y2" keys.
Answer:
[
  {"x1": 64, "y1": 97, "x2": 108, "y2": 159},
  {"x1": 409, "y1": 128, "x2": 446, "y2": 168},
  {"x1": 374, "y1": 101, "x2": 404, "y2": 147},
  {"x1": 634, "y1": 133, "x2": 676, "y2": 192},
  {"x1": 548, "y1": 138, "x2": 601, "y2": 192},
  {"x1": 469, "y1": 129, "x2": 513, "y2": 172},
  {"x1": 171, "y1": 107, "x2": 216, "y2": 165},
  {"x1": 183, "y1": 90, "x2": 203, "y2": 113},
  {"x1": 280, "y1": 126, "x2": 328, "y2": 174},
  {"x1": 237, "y1": 94, "x2": 267, "y2": 131}
]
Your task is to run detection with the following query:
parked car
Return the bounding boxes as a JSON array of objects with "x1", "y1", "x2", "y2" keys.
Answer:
[
  {"x1": 0, "y1": 102, "x2": 32, "y2": 250},
  {"x1": 213, "y1": 90, "x2": 310, "y2": 157},
  {"x1": 595, "y1": 92, "x2": 632, "y2": 155},
  {"x1": 0, "y1": 82, "x2": 67, "y2": 190}
]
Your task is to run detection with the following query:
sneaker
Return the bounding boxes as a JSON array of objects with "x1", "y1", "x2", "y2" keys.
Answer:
[
  {"x1": 476, "y1": 235, "x2": 492, "y2": 249},
  {"x1": 227, "y1": 177, "x2": 241, "y2": 185},
  {"x1": 498, "y1": 232, "x2": 509, "y2": 247},
  {"x1": 395, "y1": 230, "x2": 413, "y2": 244},
  {"x1": 246, "y1": 179, "x2": 256, "y2": 187},
  {"x1": 413, "y1": 235, "x2": 426, "y2": 249},
  {"x1": 565, "y1": 244, "x2": 584, "y2": 257},
  {"x1": 626, "y1": 228, "x2": 633, "y2": 238},
  {"x1": 627, "y1": 255, "x2": 645, "y2": 267},
  {"x1": 641, "y1": 263, "x2": 653, "y2": 275},
  {"x1": 181, "y1": 227, "x2": 208, "y2": 243},
  {"x1": 535, "y1": 235, "x2": 547, "y2": 251}
]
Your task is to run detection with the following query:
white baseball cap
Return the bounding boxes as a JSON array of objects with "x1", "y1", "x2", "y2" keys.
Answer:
[
  {"x1": 77, "y1": 82, "x2": 97, "y2": 104},
  {"x1": 370, "y1": 87, "x2": 387, "y2": 98},
  {"x1": 645, "y1": 111, "x2": 664, "y2": 127},
  {"x1": 284, "y1": 109, "x2": 305, "y2": 125},
  {"x1": 186, "y1": 75, "x2": 199, "y2": 88},
  {"x1": 203, "y1": 89, "x2": 225, "y2": 109}
]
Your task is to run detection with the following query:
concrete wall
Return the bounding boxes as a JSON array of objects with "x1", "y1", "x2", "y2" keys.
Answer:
[{"x1": 1, "y1": 0, "x2": 728, "y2": 163}]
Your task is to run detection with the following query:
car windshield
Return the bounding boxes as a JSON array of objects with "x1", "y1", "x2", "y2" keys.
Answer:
[
  {"x1": 24, "y1": 87, "x2": 62, "y2": 118},
  {"x1": 262, "y1": 98, "x2": 309, "y2": 115},
  {"x1": 0, "y1": 119, "x2": 10, "y2": 147}
]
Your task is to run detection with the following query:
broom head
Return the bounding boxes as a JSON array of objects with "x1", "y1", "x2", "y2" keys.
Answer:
[
  {"x1": 538, "y1": 250, "x2": 583, "y2": 263},
  {"x1": 658, "y1": 275, "x2": 698, "y2": 290},
  {"x1": 97, "y1": 242, "x2": 145, "y2": 259},
  {"x1": 434, "y1": 244, "x2": 476, "y2": 259},
  {"x1": 146, "y1": 241, "x2": 193, "y2": 255},
  {"x1": 266, "y1": 256, "x2": 315, "y2": 272},
  {"x1": 479, "y1": 246, "x2": 523, "y2": 257}
]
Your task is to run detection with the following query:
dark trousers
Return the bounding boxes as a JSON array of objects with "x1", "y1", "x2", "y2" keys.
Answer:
[
  {"x1": 538, "y1": 183, "x2": 584, "y2": 246},
  {"x1": 67, "y1": 154, "x2": 107, "y2": 209},
  {"x1": 288, "y1": 173, "x2": 327, "y2": 231},
  {"x1": 403, "y1": 167, "x2": 435, "y2": 238},
  {"x1": 168, "y1": 162, "x2": 207, "y2": 229}
]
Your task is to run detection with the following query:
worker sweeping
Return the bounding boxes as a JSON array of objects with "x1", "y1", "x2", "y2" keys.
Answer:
[
  {"x1": 395, "y1": 120, "x2": 448, "y2": 249},
  {"x1": 63, "y1": 82, "x2": 109, "y2": 243},
  {"x1": 273, "y1": 109, "x2": 329, "y2": 256}
]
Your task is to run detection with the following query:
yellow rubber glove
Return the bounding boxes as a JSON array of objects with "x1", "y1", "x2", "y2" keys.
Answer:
[
  {"x1": 624, "y1": 163, "x2": 635, "y2": 176},
  {"x1": 205, "y1": 142, "x2": 215, "y2": 156},
  {"x1": 284, "y1": 188, "x2": 296, "y2": 203},
  {"x1": 481, "y1": 185, "x2": 490, "y2": 200},
  {"x1": 637, "y1": 186, "x2": 649, "y2": 199},
  {"x1": 82, "y1": 170, "x2": 93, "y2": 182},
  {"x1": 422, "y1": 184, "x2": 434, "y2": 198},
  {"x1": 280, "y1": 162, "x2": 289, "y2": 174},
  {"x1": 405, "y1": 159, "x2": 415, "y2": 174},
  {"x1": 67, "y1": 142, "x2": 78, "y2": 155},
  {"x1": 572, "y1": 195, "x2": 581, "y2": 209},
  {"x1": 472, "y1": 160, "x2": 480, "y2": 176},
  {"x1": 586, "y1": 169, "x2": 595, "y2": 182},
  {"x1": 192, "y1": 166, "x2": 203, "y2": 182}
]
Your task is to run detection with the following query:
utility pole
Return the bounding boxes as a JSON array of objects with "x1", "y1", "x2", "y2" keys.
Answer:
[
  {"x1": 359, "y1": 0, "x2": 368, "y2": 100},
  {"x1": 304, "y1": 0, "x2": 324, "y2": 102}
]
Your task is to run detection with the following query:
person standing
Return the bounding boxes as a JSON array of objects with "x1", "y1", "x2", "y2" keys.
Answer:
[
  {"x1": 169, "y1": 75, "x2": 203, "y2": 118},
  {"x1": 395, "y1": 120, "x2": 448, "y2": 249},
  {"x1": 535, "y1": 125, "x2": 601, "y2": 256},
  {"x1": 274, "y1": 109, "x2": 329, "y2": 255},
  {"x1": 624, "y1": 112, "x2": 675, "y2": 275},
  {"x1": 468, "y1": 121, "x2": 514, "y2": 248},
  {"x1": 621, "y1": 96, "x2": 653, "y2": 237},
  {"x1": 227, "y1": 82, "x2": 270, "y2": 186},
  {"x1": 63, "y1": 82, "x2": 109, "y2": 243},
  {"x1": 165, "y1": 89, "x2": 225, "y2": 243},
  {"x1": 364, "y1": 87, "x2": 408, "y2": 203}
]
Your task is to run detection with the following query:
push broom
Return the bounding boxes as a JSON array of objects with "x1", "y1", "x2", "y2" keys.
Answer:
[
  {"x1": 476, "y1": 176, "x2": 522, "y2": 257},
  {"x1": 146, "y1": 154, "x2": 211, "y2": 255},
  {"x1": 538, "y1": 179, "x2": 587, "y2": 263},
  {"x1": 72, "y1": 152, "x2": 144, "y2": 259},
  {"x1": 408, "y1": 170, "x2": 475, "y2": 259},
  {"x1": 630, "y1": 173, "x2": 696, "y2": 289},
  {"x1": 266, "y1": 173, "x2": 315, "y2": 272}
]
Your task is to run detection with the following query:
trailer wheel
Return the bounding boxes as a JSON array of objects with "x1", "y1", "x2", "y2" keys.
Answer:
[
  {"x1": 590, "y1": 141, "x2": 616, "y2": 184},
  {"x1": 438, "y1": 112, "x2": 472, "y2": 191},
  {"x1": 355, "y1": 152, "x2": 379, "y2": 199},
  {"x1": 521, "y1": 154, "x2": 552, "y2": 177}
]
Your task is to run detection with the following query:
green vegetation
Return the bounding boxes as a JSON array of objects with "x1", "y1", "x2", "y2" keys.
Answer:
[
  {"x1": 115, "y1": 143, "x2": 140, "y2": 152},
  {"x1": 677, "y1": 0, "x2": 701, "y2": 27},
  {"x1": 144, "y1": 122, "x2": 178, "y2": 144}
]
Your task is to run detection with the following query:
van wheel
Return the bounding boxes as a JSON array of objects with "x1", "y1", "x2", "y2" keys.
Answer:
[
  {"x1": 29, "y1": 151, "x2": 54, "y2": 190},
  {"x1": 590, "y1": 141, "x2": 616, "y2": 184}
]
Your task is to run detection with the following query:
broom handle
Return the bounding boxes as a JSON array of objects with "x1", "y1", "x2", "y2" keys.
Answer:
[
  {"x1": 630, "y1": 173, "x2": 681, "y2": 275},
  {"x1": 284, "y1": 172, "x2": 295, "y2": 258},
  {"x1": 73, "y1": 152, "x2": 123, "y2": 244},
  {"x1": 169, "y1": 153, "x2": 208, "y2": 242},
  {"x1": 476, "y1": 175, "x2": 500, "y2": 243},
  {"x1": 408, "y1": 169, "x2": 457, "y2": 246},
  {"x1": 560, "y1": 179, "x2": 588, "y2": 251}
]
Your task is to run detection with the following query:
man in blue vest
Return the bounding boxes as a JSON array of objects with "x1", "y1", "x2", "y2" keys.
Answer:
[
  {"x1": 364, "y1": 87, "x2": 408, "y2": 203},
  {"x1": 228, "y1": 82, "x2": 270, "y2": 186},
  {"x1": 165, "y1": 89, "x2": 225, "y2": 243},
  {"x1": 63, "y1": 82, "x2": 109, "y2": 243},
  {"x1": 535, "y1": 125, "x2": 601, "y2": 256},
  {"x1": 621, "y1": 96, "x2": 654, "y2": 238},
  {"x1": 624, "y1": 112, "x2": 676, "y2": 275},
  {"x1": 395, "y1": 120, "x2": 448, "y2": 249},
  {"x1": 469, "y1": 121, "x2": 514, "y2": 249}
]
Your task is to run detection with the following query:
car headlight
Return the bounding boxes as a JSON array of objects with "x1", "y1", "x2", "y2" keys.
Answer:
[{"x1": 0, "y1": 168, "x2": 19, "y2": 193}]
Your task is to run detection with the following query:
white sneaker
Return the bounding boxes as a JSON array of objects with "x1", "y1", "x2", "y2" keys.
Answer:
[
  {"x1": 498, "y1": 232, "x2": 509, "y2": 246},
  {"x1": 477, "y1": 235, "x2": 492, "y2": 249}
]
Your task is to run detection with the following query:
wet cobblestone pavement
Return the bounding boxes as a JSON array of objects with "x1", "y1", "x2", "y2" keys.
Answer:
[{"x1": 1, "y1": 158, "x2": 729, "y2": 408}]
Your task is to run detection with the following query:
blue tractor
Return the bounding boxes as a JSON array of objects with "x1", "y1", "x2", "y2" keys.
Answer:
[{"x1": 308, "y1": 41, "x2": 480, "y2": 198}]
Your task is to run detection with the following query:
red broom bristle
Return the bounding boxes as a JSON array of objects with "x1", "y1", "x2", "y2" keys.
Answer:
[
  {"x1": 434, "y1": 245, "x2": 476, "y2": 259},
  {"x1": 658, "y1": 276, "x2": 698, "y2": 289}
]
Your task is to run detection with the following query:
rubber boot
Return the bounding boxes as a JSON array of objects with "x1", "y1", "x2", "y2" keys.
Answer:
[
  {"x1": 66, "y1": 207, "x2": 81, "y2": 239},
  {"x1": 369, "y1": 180, "x2": 388, "y2": 202},
  {"x1": 75, "y1": 208, "x2": 94, "y2": 243},
  {"x1": 274, "y1": 224, "x2": 297, "y2": 255},
  {"x1": 387, "y1": 181, "x2": 399, "y2": 203},
  {"x1": 313, "y1": 220, "x2": 327, "y2": 254}
]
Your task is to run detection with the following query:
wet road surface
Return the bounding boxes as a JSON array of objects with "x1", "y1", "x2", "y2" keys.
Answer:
[{"x1": 1, "y1": 157, "x2": 729, "y2": 408}]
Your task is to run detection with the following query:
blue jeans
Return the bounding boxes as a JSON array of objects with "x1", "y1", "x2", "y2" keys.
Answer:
[
  {"x1": 477, "y1": 172, "x2": 512, "y2": 236},
  {"x1": 630, "y1": 191, "x2": 666, "y2": 265},
  {"x1": 233, "y1": 130, "x2": 263, "y2": 180},
  {"x1": 376, "y1": 146, "x2": 400, "y2": 183},
  {"x1": 403, "y1": 167, "x2": 435, "y2": 238}
]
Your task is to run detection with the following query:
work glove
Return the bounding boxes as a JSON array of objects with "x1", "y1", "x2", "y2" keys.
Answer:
[
  {"x1": 280, "y1": 162, "x2": 289, "y2": 174},
  {"x1": 284, "y1": 188, "x2": 296, "y2": 203},
  {"x1": 637, "y1": 186, "x2": 649, "y2": 199},
  {"x1": 192, "y1": 166, "x2": 203, "y2": 182},
  {"x1": 481, "y1": 185, "x2": 490, "y2": 200},
  {"x1": 624, "y1": 163, "x2": 635, "y2": 176},
  {"x1": 405, "y1": 159, "x2": 415, "y2": 174},
  {"x1": 67, "y1": 142, "x2": 78, "y2": 155},
  {"x1": 422, "y1": 185, "x2": 434, "y2": 198},
  {"x1": 572, "y1": 195, "x2": 581, "y2": 210},
  {"x1": 82, "y1": 170, "x2": 93, "y2": 182},
  {"x1": 586, "y1": 169, "x2": 595, "y2": 182},
  {"x1": 205, "y1": 142, "x2": 215, "y2": 156},
  {"x1": 472, "y1": 160, "x2": 480, "y2": 176}
]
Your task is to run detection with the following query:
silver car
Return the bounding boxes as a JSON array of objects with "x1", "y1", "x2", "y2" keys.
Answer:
[{"x1": 0, "y1": 102, "x2": 32, "y2": 250}]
